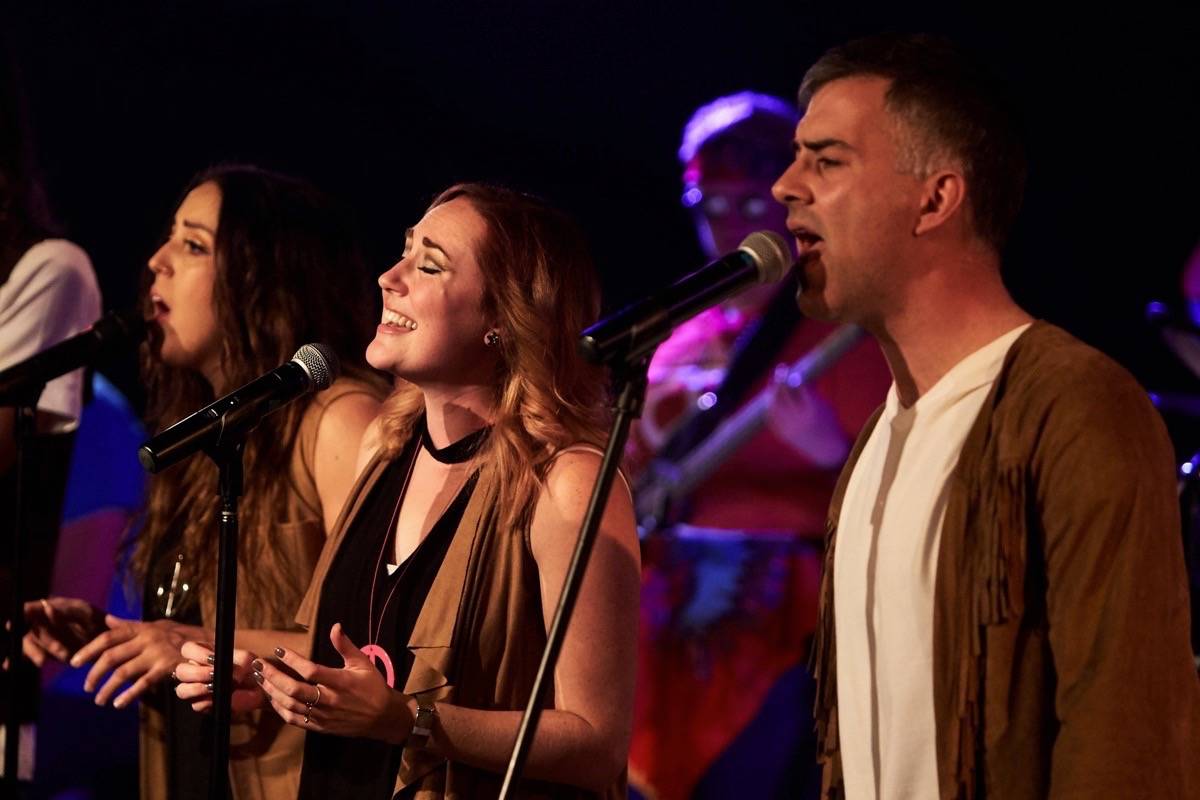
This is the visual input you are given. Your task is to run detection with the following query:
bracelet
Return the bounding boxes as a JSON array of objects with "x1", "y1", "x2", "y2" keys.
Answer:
[{"x1": 407, "y1": 695, "x2": 438, "y2": 749}]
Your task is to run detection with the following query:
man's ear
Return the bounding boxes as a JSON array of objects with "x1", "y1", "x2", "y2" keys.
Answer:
[{"x1": 914, "y1": 170, "x2": 967, "y2": 237}]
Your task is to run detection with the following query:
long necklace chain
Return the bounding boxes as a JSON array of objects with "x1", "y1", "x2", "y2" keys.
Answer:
[
  {"x1": 364, "y1": 424, "x2": 484, "y2": 646},
  {"x1": 365, "y1": 443, "x2": 421, "y2": 647}
]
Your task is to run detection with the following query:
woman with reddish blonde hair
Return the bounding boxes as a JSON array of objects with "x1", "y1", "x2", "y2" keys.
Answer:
[{"x1": 178, "y1": 183, "x2": 640, "y2": 799}]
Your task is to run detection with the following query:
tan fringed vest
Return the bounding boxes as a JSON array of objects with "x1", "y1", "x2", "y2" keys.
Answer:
[{"x1": 296, "y1": 447, "x2": 627, "y2": 799}]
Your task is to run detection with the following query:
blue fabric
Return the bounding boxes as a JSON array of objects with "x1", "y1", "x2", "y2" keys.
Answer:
[{"x1": 61, "y1": 373, "x2": 146, "y2": 521}]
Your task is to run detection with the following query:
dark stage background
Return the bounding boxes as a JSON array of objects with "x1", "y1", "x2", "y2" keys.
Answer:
[
  {"x1": 2, "y1": 2, "x2": 1199, "y2": 797},
  {"x1": 6, "y1": 2, "x2": 1200, "y2": 440}
]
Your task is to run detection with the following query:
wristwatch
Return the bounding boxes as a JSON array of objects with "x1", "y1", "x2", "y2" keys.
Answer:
[{"x1": 408, "y1": 694, "x2": 438, "y2": 749}]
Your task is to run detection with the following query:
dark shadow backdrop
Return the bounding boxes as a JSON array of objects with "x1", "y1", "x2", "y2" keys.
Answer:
[{"x1": 5, "y1": 0, "x2": 1199, "y2": 448}]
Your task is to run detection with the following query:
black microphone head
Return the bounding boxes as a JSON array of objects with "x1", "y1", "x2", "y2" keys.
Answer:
[
  {"x1": 738, "y1": 231, "x2": 791, "y2": 284},
  {"x1": 103, "y1": 307, "x2": 149, "y2": 344},
  {"x1": 292, "y1": 343, "x2": 339, "y2": 390},
  {"x1": 114, "y1": 307, "x2": 149, "y2": 340}
]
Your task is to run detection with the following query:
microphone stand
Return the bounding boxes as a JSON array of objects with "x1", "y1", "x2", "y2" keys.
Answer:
[
  {"x1": 497, "y1": 356, "x2": 649, "y2": 799},
  {"x1": 4, "y1": 389, "x2": 40, "y2": 792},
  {"x1": 206, "y1": 438, "x2": 244, "y2": 800},
  {"x1": 136, "y1": 346, "x2": 335, "y2": 799}
]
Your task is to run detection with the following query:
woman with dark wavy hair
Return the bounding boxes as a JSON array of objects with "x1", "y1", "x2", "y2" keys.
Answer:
[
  {"x1": 23, "y1": 164, "x2": 386, "y2": 799},
  {"x1": 178, "y1": 183, "x2": 640, "y2": 799}
]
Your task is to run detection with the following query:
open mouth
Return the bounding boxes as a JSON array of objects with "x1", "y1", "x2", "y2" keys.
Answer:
[
  {"x1": 381, "y1": 307, "x2": 418, "y2": 330},
  {"x1": 150, "y1": 294, "x2": 170, "y2": 319},
  {"x1": 790, "y1": 226, "x2": 824, "y2": 258}
]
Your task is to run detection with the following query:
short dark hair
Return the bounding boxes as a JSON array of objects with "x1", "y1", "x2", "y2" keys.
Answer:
[{"x1": 800, "y1": 33, "x2": 1026, "y2": 250}]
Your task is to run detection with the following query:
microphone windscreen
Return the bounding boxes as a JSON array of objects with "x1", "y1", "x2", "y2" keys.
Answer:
[
  {"x1": 738, "y1": 231, "x2": 791, "y2": 283},
  {"x1": 106, "y1": 307, "x2": 150, "y2": 344},
  {"x1": 292, "y1": 343, "x2": 339, "y2": 390}
]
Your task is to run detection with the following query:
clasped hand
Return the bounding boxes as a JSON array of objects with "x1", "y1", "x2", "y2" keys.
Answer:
[{"x1": 176, "y1": 622, "x2": 412, "y2": 743}]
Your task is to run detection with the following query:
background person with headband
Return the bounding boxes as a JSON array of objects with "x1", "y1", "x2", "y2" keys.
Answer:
[{"x1": 627, "y1": 90, "x2": 890, "y2": 800}]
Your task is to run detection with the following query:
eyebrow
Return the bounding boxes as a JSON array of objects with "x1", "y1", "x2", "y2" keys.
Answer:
[
  {"x1": 404, "y1": 227, "x2": 451, "y2": 261},
  {"x1": 422, "y1": 236, "x2": 449, "y2": 259},
  {"x1": 795, "y1": 138, "x2": 854, "y2": 154},
  {"x1": 181, "y1": 219, "x2": 216, "y2": 236}
]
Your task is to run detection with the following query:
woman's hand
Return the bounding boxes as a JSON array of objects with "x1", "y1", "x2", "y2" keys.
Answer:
[
  {"x1": 174, "y1": 641, "x2": 265, "y2": 714},
  {"x1": 69, "y1": 614, "x2": 202, "y2": 708},
  {"x1": 21, "y1": 596, "x2": 106, "y2": 666},
  {"x1": 257, "y1": 622, "x2": 411, "y2": 743}
]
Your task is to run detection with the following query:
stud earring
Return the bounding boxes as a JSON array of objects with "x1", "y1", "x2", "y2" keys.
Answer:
[{"x1": 485, "y1": 330, "x2": 501, "y2": 347}]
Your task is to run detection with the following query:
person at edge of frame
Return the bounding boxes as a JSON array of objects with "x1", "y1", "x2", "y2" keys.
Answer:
[{"x1": 772, "y1": 32, "x2": 1200, "y2": 799}]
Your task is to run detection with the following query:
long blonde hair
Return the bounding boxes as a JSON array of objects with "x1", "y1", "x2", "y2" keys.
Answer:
[{"x1": 376, "y1": 183, "x2": 609, "y2": 532}]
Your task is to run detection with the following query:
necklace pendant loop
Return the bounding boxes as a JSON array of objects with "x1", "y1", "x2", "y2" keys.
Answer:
[{"x1": 361, "y1": 643, "x2": 397, "y2": 688}]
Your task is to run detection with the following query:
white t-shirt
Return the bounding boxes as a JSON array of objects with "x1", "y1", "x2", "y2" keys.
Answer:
[
  {"x1": 833, "y1": 323, "x2": 1030, "y2": 799},
  {"x1": 0, "y1": 239, "x2": 102, "y2": 431}
]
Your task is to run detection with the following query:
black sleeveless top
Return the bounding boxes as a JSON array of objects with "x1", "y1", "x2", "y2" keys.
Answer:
[{"x1": 298, "y1": 424, "x2": 484, "y2": 799}]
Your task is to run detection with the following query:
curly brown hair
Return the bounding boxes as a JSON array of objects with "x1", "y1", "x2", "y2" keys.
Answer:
[{"x1": 131, "y1": 164, "x2": 379, "y2": 625}]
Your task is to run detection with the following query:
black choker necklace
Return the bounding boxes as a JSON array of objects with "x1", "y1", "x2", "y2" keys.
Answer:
[{"x1": 419, "y1": 419, "x2": 489, "y2": 464}]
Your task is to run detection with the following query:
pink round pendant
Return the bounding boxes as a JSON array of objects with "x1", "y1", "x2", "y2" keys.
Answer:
[{"x1": 361, "y1": 643, "x2": 396, "y2": 688}]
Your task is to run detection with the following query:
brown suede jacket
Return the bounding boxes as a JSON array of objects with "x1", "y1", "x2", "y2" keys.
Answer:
[{"x1": 813, "y1": 322, "x2": 1200, "y2": 799}]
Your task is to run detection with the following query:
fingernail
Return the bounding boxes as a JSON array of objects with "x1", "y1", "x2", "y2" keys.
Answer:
[
  {"x1": 206, "y1": 654, "x2": 215, "y2": 665},
  {"x1": 208, "y1": 669, "x2": 215, "y2": 681},
  {"x1": 273, "y1": 647, "x2": 285, "y2": 659},
  {"x1": 113, "y1": 697, "x2": 125, "y2": 709},
  {"x1": 251, "y1": 660, "x2": 264, "y2": 673},
  {"x1": 205, "y1": 682, "x2": 214, "y2": 693},
  {"x1": 253, "y1": 671, "x2": 264, "y2": 685}
]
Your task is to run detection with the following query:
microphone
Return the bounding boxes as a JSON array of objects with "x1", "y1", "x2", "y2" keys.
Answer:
[
  {"x1": 137, "y1": 343, "x2": 339, "y2": 474},
  {"x1": 579, "y1": 231, "x2": 792, "y2": 365},
  {"x1": 0, "y1": 308, "x2": 147, "y2": 405}
]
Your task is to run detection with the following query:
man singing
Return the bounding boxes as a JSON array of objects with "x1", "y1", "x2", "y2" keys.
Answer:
[{"x1": 772, "y1": 33, "x2": 1200, "y2": 799}]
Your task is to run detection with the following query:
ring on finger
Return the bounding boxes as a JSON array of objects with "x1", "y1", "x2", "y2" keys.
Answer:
[{"x1": 310, "y1": 684, "x2": 321, "y2": 709}]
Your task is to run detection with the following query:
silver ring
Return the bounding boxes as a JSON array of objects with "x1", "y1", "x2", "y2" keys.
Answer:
[{"x1": 302, "y1": 712, "x2": 310, "y2": 725}]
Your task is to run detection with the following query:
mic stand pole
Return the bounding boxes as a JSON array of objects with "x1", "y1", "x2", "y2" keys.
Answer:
[
  {"x1": 207, "y1": 440, "x2": 244, "y2": 800},
  {"x1": 498, "y1": 356, "x2": 648, "y2": 799},
  {"x1": 4, "y1": 393, "x2": 39, "y2": 792}
]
